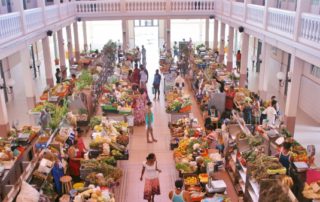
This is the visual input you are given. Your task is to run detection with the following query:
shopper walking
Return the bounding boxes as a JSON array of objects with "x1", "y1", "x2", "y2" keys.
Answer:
[
  {"x1": 140, "y1": 153, "x2": 161, "y2": 202},
  {"x1": 140, "y1": 67, "x2": 148, "y2": 90},
  {"x1": 152, "y1": 69, "x2": 161, "y2": 100},
  {"x1": 173, "y1": 41, "x2": 179, "y2": 58},
  {"x1": 169, "y1": 179, "x2": 191, "y2": 202},
  {"x1": 236, "y1": 50, "x2": 241, "y2": 72},
  {"x1": 142, "y1": 45, "x2": 146, "y2": 66},
  {"x1": 132, "y1": 64, "x2": 141, "y2": 85},
  {"x1": 135, "y1": 46, "x2": 141, "y2": 65},
  {"x1": 145, "y1": 102, "x2": 157, "y2": 143},
  {"x1": 39, "y1": 108, "x2": 51, "y2": 131},
  {"x1": 174, "y1": 72, "x2": 185, "y2": 94},
  {"x1": 55, "y1": 68, "x2": 62, "y2": 84}
]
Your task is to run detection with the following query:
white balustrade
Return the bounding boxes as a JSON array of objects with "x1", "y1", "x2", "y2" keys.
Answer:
[
  {"x1": 126, "y1": 1, "x2": 165, "y2": 12},
  {"x1": 300, "y1": 13, "x2": 320, "y2": 44},
  {"x1": 231, "y1": 2, "x2": 244, "y2": 19},
  {"x1": 223, "y1": 1, "x2": 231, "y2": 16},
  {"x1": 25, "y1": 8, "x2": 44, "y2": 32},
  {"x1": 76, "y1": 1, "x2": 120, "y2": 13},
  {"x1": 45, "y1": 5, "x2": 59, "y2": 24},
  {"x1": 171, "y1": 0, "x2": 214, "y2": 12},
  {"x1": 268, "y1": 8, "x2": 295, "y2": 37},
  {"x1": 0, "y1": 12, "x2": 22, "y2": 43},
  {"x1": 60, "y1": 3, "x2": 69, "y2": 18},
  {"x1": 213, "y1": 0, "x2": 222, "y2": 14},
  {"x1": 246, "y1": 4, "x2": 264, "y2": 27}
]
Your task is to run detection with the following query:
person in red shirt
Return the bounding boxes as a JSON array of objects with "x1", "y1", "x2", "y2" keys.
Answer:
[
  {"x1": 236, "y1": 50, "x2": 241, "y2": 72},
  {"x1": 225, "y1": 86, "x2": 236, "y2": 114}
]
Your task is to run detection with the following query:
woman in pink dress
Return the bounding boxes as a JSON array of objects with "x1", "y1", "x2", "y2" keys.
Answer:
[{"x1": 133, "y1": 88, "x2": 147, "y2": 125}]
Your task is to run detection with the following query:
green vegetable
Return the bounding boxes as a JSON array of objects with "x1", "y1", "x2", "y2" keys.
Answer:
[
  {"x1": 89, "y1": 116, "x2": 102, "y2": 128},
  {"x1": 76, "y1": 70, "x2": 93, "y2": 91}
]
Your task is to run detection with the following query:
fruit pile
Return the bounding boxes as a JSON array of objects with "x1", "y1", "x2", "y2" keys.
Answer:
[{"x1": 184, "y1": 176, "x2": 198, "y2": 186}]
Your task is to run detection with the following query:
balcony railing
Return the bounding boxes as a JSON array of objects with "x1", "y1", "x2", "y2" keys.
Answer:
[
  {"x1": 246, "y1": 4, "x2": 264, "y2": 27},
  {"x1": 268, "y1": 8, "x2": 295, "y2": 38},
  {"x1": 76, "y1": 1, "x2": 121, "y2": 13},
  {"x1": 25, "y1": 8, "x2": 44, "y2": 32},
  {"x1": 300, "y1": 13, "x2": 320, "y2": 44},
  {"x1": 231, "y1": 2, "x2": 244, "y2": 20},
  {"x1": 0, "y1": 12, "x2": 22, "y2": 44},
  {"x1": 223, "y1": 1, "x2": 231, "y2": 16},
  {"x1": 45, "y1": 5, "x2": 60, "y2": 24}
]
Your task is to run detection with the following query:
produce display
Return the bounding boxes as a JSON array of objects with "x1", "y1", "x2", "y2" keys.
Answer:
[
  {"x1": 74, "y1": 186, "x2": 115, "y2": 202},
  {"x1": 40, "y1": 82, "x2": 70, "y2": 101},
  {"x1": 76, "y1": 70, "x2": 94, "y2": 91},
  {"x1": 246, "y1": 153, "x2": 286, "y2": 182},
  {"x1": 184, "y1": 176, "x2": 199, "y2": 186},
  {"x1": 259, "y1": 179, "x2": 292, "y2": 202},
  {"x1": 166, "y1": 91, "x2": 192, "y2": 113}
]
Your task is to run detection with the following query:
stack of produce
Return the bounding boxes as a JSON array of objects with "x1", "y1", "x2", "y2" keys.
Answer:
[
  {"x1": 74, "y1": 186, "x2": 115, "y2": 202},
  {"x1": 31, "y1": 102, "x2": 57, "y2": 114},
  {"x1": 90, "y1": 118, "x2": 129, "y2": 159},
  {"x1": 40, "y1": 82, "x2": 70, "y2": 101},
  {"x1": 75, "y1": 70, "x2": 94, "y2": 91},
  {"x1": 173, "y1": 137, "x2": 212, "y2": 174},
  {"x1": 81, "y1": 159, "x2": 123, "y2": 186},
  {"x1": 166, "y1": 92, "x2": 192, "y2": 113},
  {"x1": 246, "y1": 152, "x2": 286, "y2": 183},
  {"x1": 291, "y1": 141, "x2": 308, "y2": 162}
]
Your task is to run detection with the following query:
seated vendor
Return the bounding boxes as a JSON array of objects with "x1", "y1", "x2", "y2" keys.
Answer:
[
  {"x1": 278, "y1": 142, "x2": 293, "y2": 174},
  {"x1": 208, "y1": 105, "x2": 220, "y2": 130}
]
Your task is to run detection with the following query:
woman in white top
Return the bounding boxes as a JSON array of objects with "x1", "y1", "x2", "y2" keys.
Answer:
[
  {"x1": 263, "y1": 101, "x2": 277, "y2": 125},
  {"x1": 140, "y1": 153, "x2": 161, "y2": 202},
  {"x1": 140, "y1": 68, "x2": 148, "y2": 89},
  {"x1": 174, "y1": 72, "x2": 185, "y2": 94}
]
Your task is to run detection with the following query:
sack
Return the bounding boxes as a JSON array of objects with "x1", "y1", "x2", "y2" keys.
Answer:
[{"x1": 17, "y1": 181, "x2": 40, "y2": 202}]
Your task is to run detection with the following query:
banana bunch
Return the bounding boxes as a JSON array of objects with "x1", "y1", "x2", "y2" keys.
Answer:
[
  {"x1": 176, "y1": 139, "x2": 190, "y2": 154},
  {"x1": 281, "y1": 176, "x2": 293, "y2": 187}
]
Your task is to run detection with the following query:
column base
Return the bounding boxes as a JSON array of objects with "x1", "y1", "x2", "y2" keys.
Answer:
[
  {"x1": 226, "y1": 61, "x2": 233, "y2": 72},
  {"x1": 26, "y1": 96, "x2": 36, "y2": 109},
  {"x1": 284, "y1": 116, "x2": 296, "y2": 135},
  {"x1": 75, "y1": 51, "x2": 80, "y2": 63},
  {"x1": 46, "y1": 78, "x2": 54, "y2": 87},
  {"x1": 205, "y1": 41, "x2": 209, "y2": 48},
  {"x1": 60, "y1": 65, "x2": 67, "y2": 79},
  {"x1": 0, "y1": 123, "x2": 10, "y2": 137},
  {"x1": 219, "y1": 55, "x2": 224, "y2": 63},
  {"x1": 239, "y1": 74, "x2": 247, "y2": 87}
]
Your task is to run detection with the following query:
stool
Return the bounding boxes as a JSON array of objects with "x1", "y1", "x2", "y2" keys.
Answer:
[{"x1": 60, "y1": 175, "x2": 72, "y2": 194}]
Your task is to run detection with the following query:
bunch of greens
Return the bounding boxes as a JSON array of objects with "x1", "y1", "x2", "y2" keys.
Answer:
[
  {"x1": 49, "y1": 99, "x2": 68, "y2": 130},
  {"x1": 76, "y1": 70, "x2": 93, "y2": 91}
]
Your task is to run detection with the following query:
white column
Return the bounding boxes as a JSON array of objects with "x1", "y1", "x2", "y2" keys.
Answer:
[
  {"x1": 219, "y1": 22, "x2": 225, "y2": 63},
  {"x1": 227, "y1": 26, "x2": 234, "y2": 72},
  {"x1": 205, "y1": 18, "x2": 209, "y2": 48},
  {"x1": 293, "y1": 0, "x2": 311, "y2": 41},
  {"x1": 122, "y1": 19, "x2": 128, "y2": 50},
  {"x1": 83, "y1": 21, "x2": 88, "y2": 52},
  {"x1": 158, "y1": 20, "x2": 165, "y2": 49},
  {"x1": 73, "y1": 22, "x2": 80, "y2": 62},
  {"x1": 42, "y1": 37, "x2": 54, "y2": 87},
  {"x1": 213, "y1": 19, "x2": 219, "y2": 51},
  {"x1": 20, "y1": 47, "x2": 36, "y2": 108},
  {"x1": 165, "y1": 18, "x2": 171, "y2": 49},
  {"x1": 66, "y1": 25, "x2": 74, "y2": 65},
  {"x1": 53, "y1": 33, "x2": 59, "y2": 64},
  {"x1": 57, "y1": 29, "x2": 67, "y2": 79},
  {"x1": 13, "y1": 0, "x2": 27, "y2": 34},
  {"x1": 0, "y1": 89, "x2": 9, "y2": 137},
  {"x1": 284, "y1": 55, "x2": 304, "y2": 135},
  {"x1": 239, "y1": 32, "x2": 249, "y2": 87},
  {"x1": 128, "y1": 20, "x2": 135, "y2": 49},
  {"x1": 258, "y1": 41, "x2": 270, "y2": 100}
]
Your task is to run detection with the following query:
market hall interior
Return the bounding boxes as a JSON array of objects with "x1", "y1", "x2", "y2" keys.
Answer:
[{"x1": 0, "y1": 0, "x2": 320, "y2": 201}]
